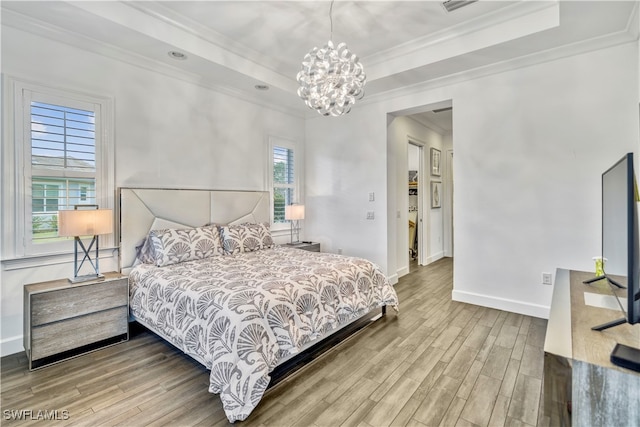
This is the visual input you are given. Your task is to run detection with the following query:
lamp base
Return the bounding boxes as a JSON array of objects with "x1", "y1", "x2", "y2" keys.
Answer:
[{"x1": 69, "y1": 273, "x2": 105, "y2": 284}]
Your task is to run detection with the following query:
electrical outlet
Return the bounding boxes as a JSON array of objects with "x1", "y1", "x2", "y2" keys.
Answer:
[
  {"x1": 542, "y1": 272, "x2": 553, "y2": 285},
  {"x1": 337, "y1": 248, "x2": 343, "y2": 254},
  {"x1": 366, "y1": 211, "x2": 375, "y2": 220}
]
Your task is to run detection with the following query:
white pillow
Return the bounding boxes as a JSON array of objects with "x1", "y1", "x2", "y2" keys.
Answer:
[
  {"x1": 219, "y1": 222, "x2": 274, "y2": 254},
  {"x1": 147, "y1": 225, "x2": 224, "y2": 267}
]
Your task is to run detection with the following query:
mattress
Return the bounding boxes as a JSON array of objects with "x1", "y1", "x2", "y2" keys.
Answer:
[{"x1": 128, "y1": 245, "x2": 398, "y2": 422}]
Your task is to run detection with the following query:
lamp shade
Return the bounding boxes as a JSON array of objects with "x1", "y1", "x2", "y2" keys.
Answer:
[
  {"x1": 285, "y1": 205, "x2": 305, "y2": 221},
  {"x1": 58, "y1": 209, "x2": 113, "y2": 237}
]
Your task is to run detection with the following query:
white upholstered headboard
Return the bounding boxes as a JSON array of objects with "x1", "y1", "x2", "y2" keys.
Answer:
[{"x1": 118, "y1": 188, "x2": 270, "y2": 274}]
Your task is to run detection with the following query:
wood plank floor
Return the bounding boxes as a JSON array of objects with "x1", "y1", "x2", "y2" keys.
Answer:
[{"x1": 1, "y1": 258, "x2": 548, "y2": 426}]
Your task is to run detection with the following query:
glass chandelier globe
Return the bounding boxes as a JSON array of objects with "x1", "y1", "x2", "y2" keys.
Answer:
[{"x1": 296, "y1": 3, "x2": 366, "y2": 116}]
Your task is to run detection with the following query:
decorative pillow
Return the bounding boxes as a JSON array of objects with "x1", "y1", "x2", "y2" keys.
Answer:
[
  {"x1": 148, "y1": 225, "x2": 224, "y2": 267},
  {"x1": 220, "y1": 222, "x2": 274, "y2": 254},
  {"x1": 135, "y1": 237, "x2": 156, "y2": 265}
]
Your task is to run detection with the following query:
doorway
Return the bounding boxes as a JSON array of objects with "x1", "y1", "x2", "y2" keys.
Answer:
[
  {"x1": 408, "y1": 141, "x2": 424, "y2": 270},
  {"x1": 388, "y1": 101, "x2": 453, "y2": 282}
]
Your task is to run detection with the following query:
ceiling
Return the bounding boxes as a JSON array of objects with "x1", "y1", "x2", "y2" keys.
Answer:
[{"x1": 2, "y1": 1, "x2": 637, "y2": 126}]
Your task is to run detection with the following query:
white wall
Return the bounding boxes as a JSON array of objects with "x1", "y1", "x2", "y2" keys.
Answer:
[
  {"x1": 451, "y1": 43, "x2": 638, "y2": 318},
  {"x1": 306, "y1": 41, "x2": 639, "y2": 319},
  {"x1": 0, "y1": 26, "x2": 305, "y2": 356},
  {"x1": 304, "y1": 106, "x2": 388, "y2": 271}
]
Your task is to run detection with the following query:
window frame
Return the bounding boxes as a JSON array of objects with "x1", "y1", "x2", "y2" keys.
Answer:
[
  {"x1": 2, "y1": 76, "x2": 115, "y2": 260},
  {"x1": 268, "y1": 136, "x2": 302, "y2": 233}
]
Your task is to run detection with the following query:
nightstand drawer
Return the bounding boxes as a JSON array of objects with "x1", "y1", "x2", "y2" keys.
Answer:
[
  {"x1": 286, "y1": 242, "x2": 320, "y2": 252},
  {"x1": 31, "y1": 306, "x2": 128, "y2": 360},
  {"x1": 24, "y1": 273, "x2": 129, "y2": 370},
  {"x1": 31, "y1": 279, "x2": 128, "y2": 326}
]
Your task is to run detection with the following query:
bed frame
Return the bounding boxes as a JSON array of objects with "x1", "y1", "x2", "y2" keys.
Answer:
[
  {"x1": 118, "y1": 187, "x2": 387, "y2": 387},
  {"x1": 119, "y1": 187, "x2": 270, "y2": 274}
]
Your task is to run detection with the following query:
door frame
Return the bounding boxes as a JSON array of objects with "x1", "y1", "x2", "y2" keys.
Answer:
[
  {"x1": 408, "y1": 138, "x2": 426, "y2": 266},
  {"x1": 444, "y1": 149, "x2": 454, "y2": 257}
]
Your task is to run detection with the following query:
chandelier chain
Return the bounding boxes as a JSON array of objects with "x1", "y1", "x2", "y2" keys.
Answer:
[{"x1": 329, "y1": 0, "x2": 334, "y2": 42}]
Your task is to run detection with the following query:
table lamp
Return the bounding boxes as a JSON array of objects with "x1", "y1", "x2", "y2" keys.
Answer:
[
  {"x1": 58, "y1": 206, "x2": 113, "y2": 283},
  {"x1": 285, "y1": 204, "x2": 305, "y2": 244}
]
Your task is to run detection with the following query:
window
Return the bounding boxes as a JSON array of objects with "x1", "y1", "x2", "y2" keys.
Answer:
[
  {"x1": 3, "y1": 78, "x2": 114, "y2": 258},
  {"x1": 273, "y1": 146, "x2": 294, "y2": 223},
  {"x1": 30, "y1": 101, "x2": 98, "y2": 244},
  {"x1": 269, "y1": 137, "x2": 301, "y2": 229}
]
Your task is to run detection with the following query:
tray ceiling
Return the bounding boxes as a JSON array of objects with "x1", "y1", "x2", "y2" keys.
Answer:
[{"x1": 2, "y1": 1, "x2": 637, "y2": 116}]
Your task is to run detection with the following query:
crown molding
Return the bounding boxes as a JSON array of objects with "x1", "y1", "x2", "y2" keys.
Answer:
[
  {"x1": 625, "y1": 1, "x2": 640, "y2": 40},
  {"x1": 365, "y1": 1, "x2": 559, "y2": 76},
  {"x1": 69, "y1": 0, "x2": 296, "y2": 93},
  {"x1": 363, "y1": 23, "x2": 637, "y2": 110},
  {"x1": 1, "y1": 8, "x2": 304, "y2": 119},
  {"x1": 127, "y1": 1, "x2": 284, "y2": 80}
]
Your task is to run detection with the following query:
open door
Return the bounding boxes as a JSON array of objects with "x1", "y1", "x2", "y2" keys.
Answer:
[{"x1": 408, "y1": 141, "x2": 424, "y2": 270}]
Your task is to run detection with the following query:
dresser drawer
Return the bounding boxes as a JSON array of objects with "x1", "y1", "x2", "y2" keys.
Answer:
[
  {"x1": 31, "y1": 306, "x2": 128, "y2": 360},
  {"x1": 31, "y1": 279, "x2": 128, "y2": 326},
  {"x1": 24, "y1": 273, "x2": 129, "y2": 370}
]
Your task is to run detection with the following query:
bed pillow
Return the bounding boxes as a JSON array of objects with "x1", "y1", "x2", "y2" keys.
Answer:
[
  {"x1": 220, "y1": 222, "x2": 274, "y2": 254},
  {"x1": 148, "y1": 225, "x2": 224, "y2": 267},
  {"x1": 134, "y1": 237, "x2": 156, "y2": 265}
]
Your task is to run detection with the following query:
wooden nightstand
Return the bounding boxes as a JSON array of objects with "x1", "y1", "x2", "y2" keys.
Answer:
[
  {"x1": 286, "y1": 241, "x2": 320, "y2": 252},
  {"x1": 24, "y1": 272, "x2": 129, "y2": 370}
]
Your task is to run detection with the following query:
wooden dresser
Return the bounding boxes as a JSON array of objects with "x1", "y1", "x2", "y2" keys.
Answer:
[
  {"x1": 543, "y1": 269, "x2": 640, "y2": 426},
  {"x1": 285, "y1": 242, "x2": 320, "y2": 252},
  {"x1": 24, "y1": 272, "x2": 129, "y2": 370}
]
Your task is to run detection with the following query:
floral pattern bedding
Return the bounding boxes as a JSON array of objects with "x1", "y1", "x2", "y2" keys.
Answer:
[{"x1": 128, "y1": 245, "x2": 398, "y2": 423}]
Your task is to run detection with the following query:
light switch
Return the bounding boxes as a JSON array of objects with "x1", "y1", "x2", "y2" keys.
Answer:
[{"x1": 369, "y1": 192, "x2": 375, "y2": 202}]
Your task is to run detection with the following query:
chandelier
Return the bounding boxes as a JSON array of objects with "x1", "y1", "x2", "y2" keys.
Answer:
[{"x1": 296, "y1": 1, "x2": 366, "y2": 117}]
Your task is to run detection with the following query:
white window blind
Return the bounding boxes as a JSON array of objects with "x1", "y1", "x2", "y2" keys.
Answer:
[
  {"x1": 273, "y1": 145, "x2": 295, "y2": 224},
  {"x1": 29, "y1": 101, "x2": 98, "y2": 244},
  {"x1": 31, "y1": 102, "x2": 96, "y2": 172}
]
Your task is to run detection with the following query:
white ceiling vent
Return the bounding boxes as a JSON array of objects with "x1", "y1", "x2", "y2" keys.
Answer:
[{"x1": 442, "y1": 0, "x2": 478, "y2": 13}]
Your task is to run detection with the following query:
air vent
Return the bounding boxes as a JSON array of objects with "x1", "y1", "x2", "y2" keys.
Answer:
[{"x1": 442, "y1": 0, "x2": 478, "y2": 13}]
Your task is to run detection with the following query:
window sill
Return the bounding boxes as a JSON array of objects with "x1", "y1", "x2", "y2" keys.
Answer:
[{"x1": 1, "y1": 247, "x2": 118, "y2": 271}]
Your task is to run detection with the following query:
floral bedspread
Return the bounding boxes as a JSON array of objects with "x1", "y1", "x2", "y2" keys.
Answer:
[{"x1": 128, "y1": 246, "x2": 398, "y2": 422}]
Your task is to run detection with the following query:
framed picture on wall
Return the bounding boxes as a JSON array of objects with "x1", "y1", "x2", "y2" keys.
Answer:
[
  {"x1": 431, "y1": 148, "x2": 441, "y2": 176},
  {"x1": 431, "y1": 181, "x2": 442, "y2": 208}
]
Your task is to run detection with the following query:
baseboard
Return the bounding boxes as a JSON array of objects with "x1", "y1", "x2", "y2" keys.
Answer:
[
  {"x1": 452, "y1": 289, "x2": 550, "y2": 319},
  {"x1": 387, "y1": 273, "x2": 399, "y2": 285},
  {"x1": 1, "y1": 335, "x2": 23, "y2": 358},
  {"x1": 425, "y1": 252, "x2": 445, "y2": 265},
  {"x1": 396, "y1": 266, "x2": 409, "y2": 279}
]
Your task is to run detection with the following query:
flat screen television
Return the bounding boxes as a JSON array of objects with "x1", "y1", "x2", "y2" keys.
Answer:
[{"x1": 585, "y1": 152, "x2": 640, "y2": 331}]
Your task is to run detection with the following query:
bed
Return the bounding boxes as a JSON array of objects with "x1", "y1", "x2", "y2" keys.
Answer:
[{"x1": 119, "y1": 188, "x2": 399, "y2": 423}]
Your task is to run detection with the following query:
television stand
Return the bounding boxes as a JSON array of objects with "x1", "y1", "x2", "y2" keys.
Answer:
[
  {"x1": 591, "y1": 317, "x2": 627, "y2": 331},
  {"x1": 544, "y1": 269, "x2": 640, "y2": 426},
  {"x1": 583, "y1": 275, "x2": 626, "y2": 289}
]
